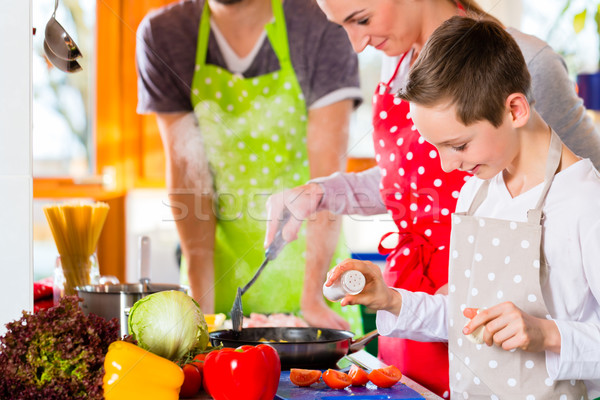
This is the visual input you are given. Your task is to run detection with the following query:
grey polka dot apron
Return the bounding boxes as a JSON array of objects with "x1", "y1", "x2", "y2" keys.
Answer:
[
  {"x1": 447, "y1": 131, "x2": 587, "y2": 399},
  {"x1": 187, "y1": 0, "x2": 358, "y2": 327}
]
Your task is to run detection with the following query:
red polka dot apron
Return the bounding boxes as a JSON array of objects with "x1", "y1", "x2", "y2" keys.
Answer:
[
  {"x1": 372, "y1": 52, "x2": 469, "y2": 398},
  {"x1": 448, "y1": 131, "x2": 586, "y2": 399}
]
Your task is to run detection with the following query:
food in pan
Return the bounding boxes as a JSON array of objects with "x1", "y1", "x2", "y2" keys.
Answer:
[{"x1": 244, "y1": 312, "x2": 309, "y2": 328}]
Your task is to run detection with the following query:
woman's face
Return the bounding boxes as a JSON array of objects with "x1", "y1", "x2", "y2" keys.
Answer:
[{"x1": 316, "y1": 0, "x2": 423, "y2": 55}]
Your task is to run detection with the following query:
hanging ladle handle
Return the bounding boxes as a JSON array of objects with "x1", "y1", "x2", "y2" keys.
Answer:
[
  {"x1": 52, "y1": 0, "x2": 58, "y2": 18},
  {"x1": 138, "y1": 236, "x2": 151, "y2": 293}
]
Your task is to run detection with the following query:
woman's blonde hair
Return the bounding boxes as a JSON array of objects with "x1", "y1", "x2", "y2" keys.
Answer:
[{"x1": 455, "y1": 0, "x2": 503, "y2": 26}]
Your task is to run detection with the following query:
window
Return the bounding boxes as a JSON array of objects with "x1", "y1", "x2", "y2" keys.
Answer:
[
  {"x1": 33, "y1": 1, "x2": 97, "y2": 280},
  {"x1": 521, "y1": 0, "x2": 598, "y2": 75},
  {"x1": 33, "y1": 0, "x2": 96, "y2": 178}
]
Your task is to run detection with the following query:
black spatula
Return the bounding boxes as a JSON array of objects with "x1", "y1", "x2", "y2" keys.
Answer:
[{"x1": 231, "y1": 208, "x2": 292, "y2": 332}]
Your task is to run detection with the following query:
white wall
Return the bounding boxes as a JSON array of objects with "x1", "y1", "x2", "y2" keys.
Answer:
[
  {"x1": 478, "y1": 0, "x2": 523, "y2": 28},
  {"x1": 125, "y1": 189, "x2": 181, "y2": 284},
  {"x1": 0, "y1": 1, "x2": 33, "y2": 333}
]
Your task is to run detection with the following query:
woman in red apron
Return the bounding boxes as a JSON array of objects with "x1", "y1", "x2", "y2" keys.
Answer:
[{"x1": 268, "y1": 0, "x2": 600, "y2": 396}]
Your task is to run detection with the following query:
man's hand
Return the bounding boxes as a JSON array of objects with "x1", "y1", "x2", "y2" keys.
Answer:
[
  {"x1": 302, "y1": 300, "x2": 351, "y2": 330},
  {"x1": 463, "y1": 302, "x2": 561, "y2": 353}
]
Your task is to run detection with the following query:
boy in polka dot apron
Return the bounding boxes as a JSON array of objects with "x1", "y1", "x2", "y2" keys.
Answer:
[{"x1": 325, "y1": 17, "x2": 600, "y2": 399}]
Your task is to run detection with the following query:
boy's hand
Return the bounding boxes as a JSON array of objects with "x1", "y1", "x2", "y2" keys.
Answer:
[
  {"x1": 325, "y1": 259, "x2": 402, "y2": 315},
  {"x1": 462, "y1": 302, "x2": 561, "y2": 353}
]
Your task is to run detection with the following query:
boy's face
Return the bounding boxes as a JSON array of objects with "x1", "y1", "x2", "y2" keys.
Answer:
[{"x1": 409, "y1": 101, "x2": 519, "y2": 180}]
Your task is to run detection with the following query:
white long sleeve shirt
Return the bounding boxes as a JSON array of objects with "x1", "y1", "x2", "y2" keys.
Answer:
[{"x1": 377, "y1": 159, "x2": 600, "y2": 397}]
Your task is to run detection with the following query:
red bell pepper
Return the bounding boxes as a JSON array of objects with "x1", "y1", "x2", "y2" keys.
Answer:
[
  {"x1": 204, "y1": 344, "x2": 281, "y2": 400},
  {"x1": 33, "y1": 298, "x2": 55, "y2": 313},
  {"x1": 33, "y1": 279, "x2": 54, "y2": 301}
]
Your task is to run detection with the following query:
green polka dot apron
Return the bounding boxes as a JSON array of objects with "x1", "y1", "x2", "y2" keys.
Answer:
[
  {"x1": 188, "y1": 0, "x2": 360, "y2": 330},
  {"x1": 447, "y1": 131, "x2": 587, "y2": 399}
]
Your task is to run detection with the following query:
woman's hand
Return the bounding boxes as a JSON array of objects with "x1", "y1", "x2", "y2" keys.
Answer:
[
  {"x1": 325, "y1": 259, "x2": 402, "y2": 315},
  {"x1": 463, "y1": 302, "x2": 561, "y2": 353},
  {"x1": 264, "y1": 183, "x2": 324, "y2": 247}
]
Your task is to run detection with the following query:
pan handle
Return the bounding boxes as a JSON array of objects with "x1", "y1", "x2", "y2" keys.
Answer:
[{"x1": 348, "y1": 329, "x2": 379, "y2": 354}]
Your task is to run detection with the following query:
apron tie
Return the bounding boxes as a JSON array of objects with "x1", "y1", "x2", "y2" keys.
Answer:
[{"x1": 378, "y1": 230, "x2": 438, "y2": 290}]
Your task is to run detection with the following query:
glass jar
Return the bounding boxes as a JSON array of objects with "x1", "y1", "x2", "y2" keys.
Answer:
[{"x1": 53, "y1": 253, "x2": 99, "y2": 304}]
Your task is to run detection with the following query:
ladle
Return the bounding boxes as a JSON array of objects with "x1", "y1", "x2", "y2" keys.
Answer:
[
  {"x1": 44, "y1": 40, "x2": 82, "y2": 73},
  {"x1": 44, "y1": 0, "x2": 82, "y2": 61}
]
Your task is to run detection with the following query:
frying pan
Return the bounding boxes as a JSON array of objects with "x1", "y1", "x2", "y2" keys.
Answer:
[{"x1": 209, "y1": 327, "x2": 379, "y2": 370}]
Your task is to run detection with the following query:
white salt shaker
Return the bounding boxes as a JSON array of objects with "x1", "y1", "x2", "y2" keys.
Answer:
[{"x1": 323, "y1": 270, "x2": 366, "y2": 302}]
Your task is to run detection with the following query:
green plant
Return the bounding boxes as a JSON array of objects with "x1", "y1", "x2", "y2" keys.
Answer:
[{"x1": 553, "y1": 0, "x2": 600, "y2": 70}]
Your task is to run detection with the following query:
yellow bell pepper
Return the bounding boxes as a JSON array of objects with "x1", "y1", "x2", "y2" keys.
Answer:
[{"x1": 103, "y1": 340, "x2": 184, "y2": 400}]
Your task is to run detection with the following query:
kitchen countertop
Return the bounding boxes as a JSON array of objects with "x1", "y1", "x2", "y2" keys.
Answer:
[{"x1": 190, "y1": 349, "x2": 442, "y2": 400}]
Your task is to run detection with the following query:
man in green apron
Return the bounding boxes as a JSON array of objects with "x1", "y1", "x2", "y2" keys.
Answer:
[{"x1": 136, "y1": 0, "x2": 363, "y2": 330}]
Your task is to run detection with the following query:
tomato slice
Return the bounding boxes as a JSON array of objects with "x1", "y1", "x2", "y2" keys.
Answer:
[
  {"x1": 180, "y1": 363, "x2": 203, "y2": 398},
  {"x1": 367, "y1": 365, "x2": 402, "y2": 388},
  {"x1": 289, "y1": 368, "x2": 322, "y2": 387},
  {"x1": 348, "y1": 364, "x2": 369, "y2": 386},
  {"x1": 322, "y1": 369, "x2": 352, "y2": 389}
]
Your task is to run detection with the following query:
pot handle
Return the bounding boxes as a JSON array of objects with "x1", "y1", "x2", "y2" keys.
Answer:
[
  {"x1": 138, "y1": 236, "x2": 151, "y2": 291},
  {"x1": 348, "y1": 329, "x2": 379, "y2": 354}
]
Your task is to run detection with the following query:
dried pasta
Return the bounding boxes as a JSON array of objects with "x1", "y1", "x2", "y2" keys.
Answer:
[{"x1": 43, "y1": 202, "x2": 110, "y2": 295}]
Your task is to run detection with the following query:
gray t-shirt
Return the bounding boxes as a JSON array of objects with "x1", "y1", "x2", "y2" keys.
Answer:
[{"x1": 136, "y1": 0, "x2": 361, "y2": 113}]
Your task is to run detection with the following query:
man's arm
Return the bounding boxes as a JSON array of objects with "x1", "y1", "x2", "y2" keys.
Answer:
[
  {"x1": 155, "y1": 112, "x2": 216, "y2": 313},
  {"x1": 302, "y1": 99, "x2": 353, "y2": 330}
]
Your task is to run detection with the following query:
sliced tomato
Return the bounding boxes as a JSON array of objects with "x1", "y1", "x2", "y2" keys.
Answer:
[
  {"x1": 348, "y1": 364, "x2": 369, "y2": 386},
  {"x1": 322, "y1": 369, "x2": 352, "y2": 389},
  {"x1": 289, "y1": 368, "x2": 322, "y2": 387},
  {"x1": 367, "y1": 365, "x2": 402, "y2": 388},
  {"x1": 180, "y1": 363, "x2": 203, "y2": 398}
]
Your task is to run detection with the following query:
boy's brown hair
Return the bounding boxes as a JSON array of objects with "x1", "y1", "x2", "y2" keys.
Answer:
[{"x1": 398, "y1": 16, "x2": 531, "y2": 128}]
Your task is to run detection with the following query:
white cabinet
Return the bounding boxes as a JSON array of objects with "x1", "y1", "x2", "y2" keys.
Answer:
[{"x1": 0, "y1": 1, "x2": 33, "y2": 333}]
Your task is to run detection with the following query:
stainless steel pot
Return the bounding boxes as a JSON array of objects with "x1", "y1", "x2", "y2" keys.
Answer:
[
  {"x1": 77, "y1": 283, "x2": 187, "y2": 337},
  {"x1": 76, "y1": 236, "x2": 187, "y2": 336},
  {"x1": 209, "y1": 327, "x2": 379, "y2": 370}
]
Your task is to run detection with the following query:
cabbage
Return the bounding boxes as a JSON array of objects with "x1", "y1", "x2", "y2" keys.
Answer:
[{"x1": 128, "y1": 290, "x2": 209, "y2": 361}]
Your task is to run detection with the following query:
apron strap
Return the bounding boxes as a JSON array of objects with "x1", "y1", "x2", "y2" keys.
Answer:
[
  {"x1": 195, "y1": 0, "x2": 291, "y2": 69},
  {"x1": 196, "y1": 0, "x2": 211, "y2": 67},
  {"x1": 527, "y1": 129, "x2": 563, "y2": 224},
  {"x1": 265, "y1": 0, "x2": 292, "y2": 68},
  {"x1": 385, "y1": 50, "x2": 410, "y2": 87},
  {"x1": 467, "y1": 129, "x2": 563, "y2": 223},
  {"x1": 466, "y1": 179, "x2": 490, "y2": 216}
]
